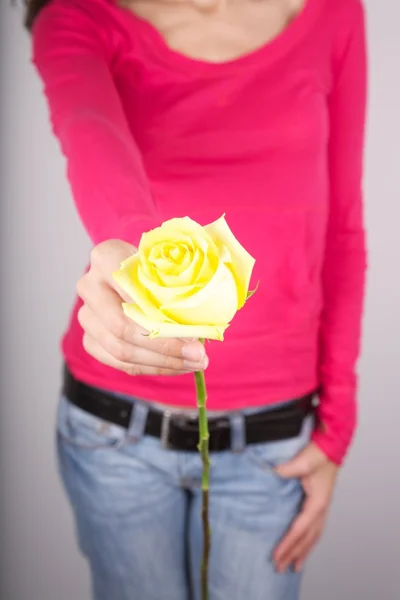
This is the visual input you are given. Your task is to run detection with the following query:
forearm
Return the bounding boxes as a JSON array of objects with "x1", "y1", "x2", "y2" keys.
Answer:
[
  {"x1": 61, "y1": 112, "x2": 159, "y2": 246},
  {"x1": 32, "y1": 0, "x2": 159, "y2": 246},
  {"x1": 312, "y1": 226, "x2": 367, "y2": 464},
  {"x1": 312, "y1": 0, "x2": 368, "y2": 464}
]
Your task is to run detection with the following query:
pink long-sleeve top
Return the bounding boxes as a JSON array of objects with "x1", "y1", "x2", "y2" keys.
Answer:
[{"x1": 32, "y1": 0, "x2": 367, "y2": 464}]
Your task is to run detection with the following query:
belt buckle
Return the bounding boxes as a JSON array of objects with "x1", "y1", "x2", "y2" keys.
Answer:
[{"x1": 160, "y1": 410, "x2": 173, "y2": 449}]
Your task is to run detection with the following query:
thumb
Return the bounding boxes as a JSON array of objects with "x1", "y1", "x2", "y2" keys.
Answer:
[{"x1": 275, "y1": 443, "x2": 324, "y2": 479}]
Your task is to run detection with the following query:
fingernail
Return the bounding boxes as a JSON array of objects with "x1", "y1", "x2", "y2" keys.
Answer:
[{"x1": 182, "y1": 344, "x2": 205, "y2": 362}]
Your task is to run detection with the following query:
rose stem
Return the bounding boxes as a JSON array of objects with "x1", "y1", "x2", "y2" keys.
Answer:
[{"x1": 194, "y1": 339, "x2": 210, "y2": 600}]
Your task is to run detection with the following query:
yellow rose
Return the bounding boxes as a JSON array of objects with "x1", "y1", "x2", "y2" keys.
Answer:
[{"x1": 113, "y1": 215, "x2": 255, "y2": 340}]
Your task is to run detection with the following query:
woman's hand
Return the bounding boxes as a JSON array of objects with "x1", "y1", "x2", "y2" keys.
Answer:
[
  {"x1": 273, "y1": 443, "x2": 339, "y2": 573},
  {"x1": 77, "y1": 240, "x2": 208, "y2": 376}
]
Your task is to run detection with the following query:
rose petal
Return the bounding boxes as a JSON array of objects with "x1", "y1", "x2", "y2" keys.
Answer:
[
  {"x1": 137, "y1": 265, "x2": 202, "y2": 305},
  {"x1": 157, "y1": 245, "x2": 203, "y2": 287},
  {"x1": 161, "y1": 263, "x2": 238, "y2": 326},
  {"x1": 112, "y1": 255, "x2": 174, "y2": 322},
  {"x1": 122, "y1": 302, "x2": 227, "y2": 341},
  {"x1": 205, "y1": 215, "x2": 256, "y2": 308}
]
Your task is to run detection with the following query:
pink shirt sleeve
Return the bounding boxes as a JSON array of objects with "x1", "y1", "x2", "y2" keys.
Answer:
[
  {"x1": 32, "y1": 0, "x2": 159, "y2": 246},
  {"x1": 312, "y1": 0, "x2": 368, "y2": 464}
]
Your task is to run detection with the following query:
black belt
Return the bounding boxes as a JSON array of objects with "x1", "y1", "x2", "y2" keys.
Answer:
[{"x1": 63, "y1": 367, "x2": 316, "y2": 452}]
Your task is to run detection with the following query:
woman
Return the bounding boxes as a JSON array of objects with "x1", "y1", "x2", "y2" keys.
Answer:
[{"x1": 27, "y1": 0, "x2": 367, "y2": 598}]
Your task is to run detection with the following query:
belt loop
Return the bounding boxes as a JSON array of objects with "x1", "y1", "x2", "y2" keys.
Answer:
[
  {"x1": 160, "y1": 410, "x2": 172, "y2": 449},
  {"x1": 127, "y1": 402, "x2": 149, "y2": 443},
  {"x1": 230, "y1": 412, "x2": 246, "y2": 453}
]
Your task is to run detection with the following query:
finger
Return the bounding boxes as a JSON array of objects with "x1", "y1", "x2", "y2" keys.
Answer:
[
  {"x1": 77, "y1": 279, "x2": 207, "y2": 363},
  {"x1": 90, "y1": 240, "x2": 137, "y2": 291},
  {"x1": 277, "y1": 520, "x2": 323, "y2": 573},
  {"x1": 77, "y1": 275, "x2": 134, "y2": 330},
  {"x1": 292, "y1": 525, "x2": 323, "y2": 572},
  {"x1": 274, "y1": 514, "x2": 311, "y2": 571},
  {"x1": 138, "y1": 334, "x2": 207, "y2": 364},
  {"x1": 275, "y1": 444, "x2": 327, "y2": 479},
  {"x1": 274, "y1": 496, "x2": 324, "y2": 566},
  {"x1": 77, "y1": 280, "x2": 139, "y2": 346},
  {"x1": 78, "y1": 305, "x2": 206, "y2": 372},
  {"x1": 82, "y1": 333, "x2": 190, "y2": 377}
]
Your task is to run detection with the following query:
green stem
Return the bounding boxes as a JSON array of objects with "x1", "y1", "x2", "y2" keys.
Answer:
[{"x1": 194, "y1": 339, "x2": 210, "y2": 600}]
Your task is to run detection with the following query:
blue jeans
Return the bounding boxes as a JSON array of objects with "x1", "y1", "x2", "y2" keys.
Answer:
[{"x1": 57, "y1": 394, "x2": 313, "y2": 600}]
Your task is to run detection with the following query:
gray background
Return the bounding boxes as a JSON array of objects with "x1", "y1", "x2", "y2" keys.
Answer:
[{"x1": 0, "y1": 1, "x2": 399, "y2": 599}]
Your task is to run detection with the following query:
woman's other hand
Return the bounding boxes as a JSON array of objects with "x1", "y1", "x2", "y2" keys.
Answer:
[{"x1": 273, "y1": 443, "x2": 339, "y2": 573}]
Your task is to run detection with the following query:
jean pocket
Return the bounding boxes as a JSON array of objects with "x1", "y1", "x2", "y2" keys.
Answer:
[
  {"x1": 245, "y1": 415, "x2": 313, "y2": 480},
  {"x1": 57, "y1": 395, "x2": 127, "y2": 450}
]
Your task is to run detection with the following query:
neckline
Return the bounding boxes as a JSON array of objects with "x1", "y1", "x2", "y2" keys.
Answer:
[{"x1": 113, "y1": 0, "x2": 323, "y2": 74}]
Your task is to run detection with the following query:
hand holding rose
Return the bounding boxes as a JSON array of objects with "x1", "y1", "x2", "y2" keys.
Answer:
[{"x1": 76, "y1": 240, "x2": 208, "y2": 376}]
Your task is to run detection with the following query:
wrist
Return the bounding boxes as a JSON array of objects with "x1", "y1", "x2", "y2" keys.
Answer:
[{"x1": 311, "y1": 428, "x2": 346, "y2": 466}]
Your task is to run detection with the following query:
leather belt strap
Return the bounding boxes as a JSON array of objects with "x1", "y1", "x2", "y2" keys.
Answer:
[{"x1": 63, "y1": 366, "x2": 316, "y2": 452}]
